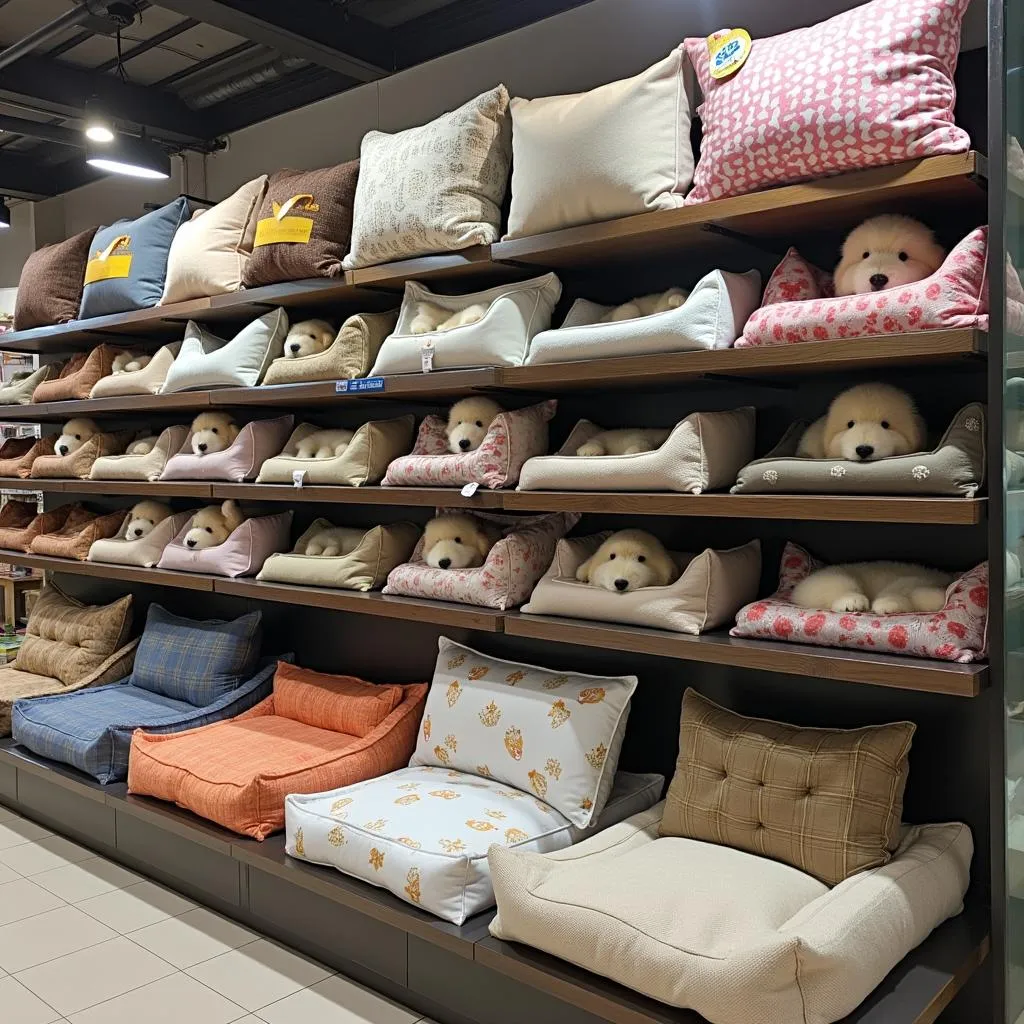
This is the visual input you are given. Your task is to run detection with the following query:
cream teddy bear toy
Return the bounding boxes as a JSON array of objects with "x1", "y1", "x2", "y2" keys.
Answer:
[
  {"x1": 600, "y1": 287, "x2": 688, "y2": 323},
  {"x1": 124, "y1": 500, "x2": 172, "y2": 540},
  {"x1": 190, "y1": 412, "x2": 239, "y2": 455},
  {"x1": 55, "y1": 417, "x2": 100, "y2": 456},
  {"x1": 301, "y1": 525, "x2": 364, "y2": 557},
  {"x1": 112, "y1": 351, "x2": 151, "y2": 374},
  {"x1": 576, "y1": 428, "x2": 670, "y2": 457},
  {"x1": 411, "y1": 301, "x2": 488, "y2": 335},
  {"x1": 284, "y1": 319, "x2": 334, "y2": 358},
  {"x1": 295, "y1": 428, "x2": 354, "y2": 460},
  {"x1": 184, "y1": 500, "x2": 244, "y2": 550}
]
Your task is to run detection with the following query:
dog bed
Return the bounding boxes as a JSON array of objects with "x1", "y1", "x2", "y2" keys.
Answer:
[
  {"x1": 518, "y1": 408, "x2": 755, "y2": 493},
  {"x1": 733, "y1": 404, "x2": 986, "y2": 497},
  {"x1": 256, "y1": 416, "x2": 414, "y2": 487},
  {"x1": 0, "y1": 503, "x2": 87, "y2": 552},
  {"x1": 262, "y1": 311, "x2": 399, "y2": 387},
  {"x1": 731, "y1": 541, "x2": 988, "y2": 662},
  {"x1": 384, "y1": 401, "x2": 555, "y2": 489},
  {"x1": 90, "y1": 425, "x2": 191, "y2": 483},
  {"x1": 31, "y1": 430, "x2": 134, "y2": 480},
  {"x1": 32, "y1": 345, "x2": 121, "y2": 403},
  {"x1": 0, "y1": 436, "x2": 52, "y2": 478},
  {"x1": 88, "y1": 511, "x2": 194, "y2": 569},
  {"x1": 522, "y1": 535, "x2": 761, "y2": 634},
  {"x1": 257, "y1": 521, "x2": 420, "y2": 592},
  {"x1": 0, "y1": 500, "x2": 38, "y2": 539},
  {"x1": 0, "y1": 364, "x2": 60, "y2": 406},
  {"x1": 89, "y1": 343, "x2": 181, "y2": 399},
  {"x1": 384, "y1": 510, "x2": 578, "y2": 610},
  {"x1": 30, "y1": 508, "x2": 126, "y2": 561},
  {"x1": 157, "y1": 510, "x2": 293, "y2": 577},
  {"x1": 161, "y1": 415, "x2": 294, "y2": 483},
  {"x1": 368, "y1": 275, "x2": 562, "y2": 375},
  {"x1": 525, "y1": 270, "x2": 762, "y2": 365},
  {"x1": 739, "y1": 227, "x2": 989, "y2": 347}
]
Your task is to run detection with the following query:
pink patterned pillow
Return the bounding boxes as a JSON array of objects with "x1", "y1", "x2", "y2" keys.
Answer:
[
  {"x1": 383, "y1": 400, "x2": 555, "y2": 489},
  {"x1": 160, "y1": 415, "x2": 294, "y2": 482},
  {"x1": 683, "y1": 0, "x2": 972, "y2": 205},
  {"x1": 157, "y1": 511, "x2": 293, "y2": 578},
  {"x1": 383, "y1": 511, "x2": 578, "y2": 610},
  {"x1": 730, "y1": 541, "x2": 988, "y2": 662},
  {"x1": 761, "y1": 249, "x2": 832, "y2": 306},
  {"x1": 739, "y1": 227, "x2": 988, "y2": 347}
]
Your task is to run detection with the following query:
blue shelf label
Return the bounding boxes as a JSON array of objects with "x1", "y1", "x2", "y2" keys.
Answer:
[{"x1": 336, "y1": 377, "x2": 385, "y2": 394}]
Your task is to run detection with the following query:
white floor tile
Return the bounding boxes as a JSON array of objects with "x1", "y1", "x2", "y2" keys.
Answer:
[
  {"x1": 0, "y1": 877, "x2": 66, "y2": 926},
  {"x1": 67, "y1": 972, "x2": 247, "y2": 1024},
  {"x1": 187, "y1": 939, "x2": 332, "y2": 1012},
  {"x1": 0, "y1": 804, "x2": 21, "y2": 823},
  {"x1": 77, "y1": 880, "x2": 195, "y2": 933},
  {"x1": 15, "y1": 935, "x2": 176, "y2": 1016},
  {"x1": 0, "y1": 835, "x2": 94, "y2": 876},
  {"x1": 0, "y1": 905, "x2": 116, "y2": 973},
  {"x1": 0, "y1": 974, "x2": 63, "y2": 1024},
  {"x1": 130, "y1": 907, "x2": 259, "y2": 968},
  {"x1": 0, "y1": 861, "x2": 19, "y2": 885},
  {"x1": 0, "y1": 817, "x2": 52, "y2": 850},
  {"x1": 32, "y1": 856, "x2": 142, "y2": 903},
  {"x1": 256, "y1": 974, "x2": 419, "y2": 1024}
]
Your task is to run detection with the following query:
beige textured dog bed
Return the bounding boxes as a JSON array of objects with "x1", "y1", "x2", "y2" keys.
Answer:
[
  {"x1": 90, "y1": 425, "x2": 190, "y2": 483},
  {"x1": 31, "y1": 430, "x2": 135, "y2": 480},
  {"x1": 89, "y1": 343, "x2": 181, "y2": 399},
  {"x1": 0, "y1": 364, "x2": 60, "y2": 406},
  {"x1": 518, "y1": 408, "x2": 755, "y2": 493},
  {"x1": 87, "y1": 511, "x2": 194, "y2": 568}
]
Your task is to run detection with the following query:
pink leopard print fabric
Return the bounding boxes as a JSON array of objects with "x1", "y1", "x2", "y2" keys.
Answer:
[
  {"x1": 383, "y1": 400, "x2": 555, "y2": 490},
  {"x1": 738, "y1": 228, "x2": 989, "y2": 347},
  {"x1": 730, "y1": 541, "x2": 988, "y2": 663},
  {"x1": 683, "y1": 0, "x2": 971, "y2": 205},
  {"x1": 761, "y1": 249, "x2": 833, "y2": 306},
  {"x1": 383, "y1": 510, "x2": 578, "y2": 610}
]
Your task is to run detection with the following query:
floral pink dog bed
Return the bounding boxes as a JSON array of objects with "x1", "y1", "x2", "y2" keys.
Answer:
[
  {"x1": 160, "y1": 415, "x2": 293, "y2": 483},
  {"x1": 383, "y1": 400, "x2": 555, "y2": 489},
  {"x1": 731, "y1": 542, "x2": 988, "y2": 662},
  {"x1": 739, "y1": 227, "x2": 989, "y2": 347}
]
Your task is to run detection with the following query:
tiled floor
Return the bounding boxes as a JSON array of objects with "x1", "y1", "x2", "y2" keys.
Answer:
[{"x1": 0, "y1": 805, "x2": 436, "y2": 1024}]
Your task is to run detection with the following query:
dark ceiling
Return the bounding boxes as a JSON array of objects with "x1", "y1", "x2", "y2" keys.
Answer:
[{"x1": 0, "y1": 0, "x2": 593, "y2": 200}]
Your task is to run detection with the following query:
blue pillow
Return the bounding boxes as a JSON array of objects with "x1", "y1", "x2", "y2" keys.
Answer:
[
  {"x1": 130, "y1": 605, "x2": 263, "y2": 706},
  {"x1": 79, "y1": 197, "x2": 192, "y2": 318}
]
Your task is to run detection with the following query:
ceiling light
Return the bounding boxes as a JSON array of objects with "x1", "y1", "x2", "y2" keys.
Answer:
[
  {"x1": 83, "y1": 99, "x2": 114, "y2": 144},
  {"x1": 0, "y1": 199, "x2": 9, "y2": 230},
  {"x1": 86, "y1": 133, "x2": 170, "y2": 180}
]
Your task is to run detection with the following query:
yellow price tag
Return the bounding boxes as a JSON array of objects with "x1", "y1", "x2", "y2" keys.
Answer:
[
  {"x1": 708, "y1": 29, "x2": 751, "y2": 80},
  {"x1": 254, "y1": 192, "x2": 317, "y2": 247},
  {"x1": 84, "y1": 234, "x2": 133, "y2": 285}
]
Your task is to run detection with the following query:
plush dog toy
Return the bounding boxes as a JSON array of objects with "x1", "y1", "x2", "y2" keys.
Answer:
[
  {"x1": 423, "y1": 514, "x2": 499, "y2": 570},
  {"x1": 446, "y1": 397, "x2": 503, "y2": 454},
  {"x1": 190, "y1": 412, "x2": 239, "y2": 455},
  {"x1": 600, "y1": 287, "x2": 688, "y2": 323},
  {"x1": 302, "y1": 525, "x2": 364, "y2": 557},
  {"x1": 797, "y1": 383, "x2": 926, "y2": 462},
  {"x1": 410, "y1": 301, "x2": 488, "y2": 335},
  {"x1": 126, "y1": 435, "x2": 159, "y2": 456},
  {"x1": 792, "y1": 560, "x2": 954, "y2": 615},
  {"x1": 284, "y1": 319, "x2": 334, "y2": 358},
  {"x1": 124, "y1": 500, "x2": 172, "y2": 541},
  {"x1": 833, "y1": 215, "x2": 945, "y2": 296},
  {"x1": 55, "y1": 417, "x2": 100, "y2": 457},
  {"x1": 184, "y1": 500, "x2": 244, "y2": 550},
  {"x1": 295, "y1": 428, "x2": 354, "y2": 460},
  {"x1": 112, "y1": 351, "x2": 151, "y2": 374},
  {"x1": 576, "y1": 530, "x2": 679, "y2": 592},
  {"x1": 576, "y1": 428, "x2": 670, "y2": 457}
]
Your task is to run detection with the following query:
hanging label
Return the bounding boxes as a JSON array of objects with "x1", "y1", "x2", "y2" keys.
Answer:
[
  {"x1": 336, "y1": 376, "x2": 385, "y2": 394},
  {"x1": 292, "y1": 469, "x2": 306, "y2": 488},
  {"x1": 84, "y1": 234, "x2": 133, "y2": 284},
  {"x1": 460, "y1": 482, "x2": 479, "y2": 497},
  {"x1": 420, "y1": 338, "x2": 435, "y2": 374},
  {"x1": 253, "y1": 193, "x2": 318, "y2": 247},
  {"x1": 708, "y1": 29, "x2": 751, "y2": 80}
]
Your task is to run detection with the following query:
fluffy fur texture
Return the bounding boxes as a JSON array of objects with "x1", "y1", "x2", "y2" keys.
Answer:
[
  {"x1": 600, "y1": 287, "x2": 688, "y2": 323},
  {"x1": 184, "y1": 500, "x2": 244, "y2": 550},
  {"x1": 124, "y1": 500, "x2": 172, "y2": 541},
  {"x1": 833, "y1": 215, "x2": 945, "y2": 297},
  {"x1": 112, "y1": 351, "x2": 151, "y2": 374},
  {"x1": 576, "y1": 529, "x2": 679, "y2": 593},
  {"x1": 294, "y1": 428, "x2": 354, "y2": 460},
  {"x1": 126, "y1": 436, "x2": 158, "y2": 456},
  {"x1": 410, "y1": 301, "x2": 488, "y2": 335},
  {"x1": 446, "y1": 397, "x2": 504, "y2": 454},
  {"x1": 791, "y1": 561, "x2": 954, "y2": 614},
  {"x1": 55, "y1": 417, "x2": 100, "y2": 457},
  {"x1": 190, "y1": 412, "x2": 240, "y2": 456},
  {"x1": 423, "y1": 514, "x2": 499, "y2": 570},
  {"x1": 797, "y1": 383, "x2": 926, "y2": 462},
  {"x1": 302, "y1": 525, "x2": 364, "y2": 557},
  {"x1": 285, "y1": 319, "x2": 334, "y2": 358},
  {"x1": 576, "y1": 428, "x2": 671, "y2": 457}
]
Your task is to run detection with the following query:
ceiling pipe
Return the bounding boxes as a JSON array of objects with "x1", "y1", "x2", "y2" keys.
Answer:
[
  {"x1": 0, "y1": 3, "x2": 99, "y2": 73},
  {"x1": 184, "y1": 56, "x2": 306, "y2": 109}
]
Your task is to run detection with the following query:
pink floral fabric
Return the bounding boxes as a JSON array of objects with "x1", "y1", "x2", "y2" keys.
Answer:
[
  {"x1": 739, "y1": 228, "x2": 989, "y2": 347},
  {"x1": 383, "y1": 510, "x2": 579, "y2": 610},
  {"x1": 683, "y1": 0, "x2": 972, "y2": 205},
  {"x1": 383, "y1": 400, "x2": 555, "y2": 490},
  {"x1": 761, "y1": 249, "x2": 832, "y2": 306},
  {"x1": 730, "y1": 541, "x2": 988, "y2": 663}
]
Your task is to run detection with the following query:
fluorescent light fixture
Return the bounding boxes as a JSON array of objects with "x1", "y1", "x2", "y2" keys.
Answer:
[
  {"x1": 0, "y1": 199, "x2": 9, "y2": 230},
  {"x1": 86, "y1": 133, "x2": 170, "y2": 180},
  {"x1": 83, "y1": 99, "x2": 114, "y2": 144}
]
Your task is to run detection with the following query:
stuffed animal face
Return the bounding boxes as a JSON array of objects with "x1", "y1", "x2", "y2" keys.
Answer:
[
  {"x1": 576, "y1": 530, "x2": 678, "y2": 592},
  {"x1": 823, "y1": 383, "x2": 926, "y2": 462},
  {"x1": 285, "y1": 319, "x2": 334, "y2": 358},
  {"x1": 423, "y1": 514, "x2": 496, "y2": 570},
  {"x1": 834, "y1": 215, "x2": 945, "y2": 296},
  {"x1": 124, "y1": 500, "x2": 171, "y2": 540},
  {"x1": 184, "y1": 500, "x2": 243, "y2": 549},
  {"x1": 445, "y1": 397, "x2": 503, "y2": 454},
  {"x1": 55, "y1": 417, "x2": 100, "y2": 457},
  {"x1": 190, "y1": 412, "x2": 239, "y2": 455}
]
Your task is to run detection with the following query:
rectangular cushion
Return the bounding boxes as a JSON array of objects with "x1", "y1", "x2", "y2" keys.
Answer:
[{"x1": 14, "y1": 227, "x2": 97, "y2": 329}]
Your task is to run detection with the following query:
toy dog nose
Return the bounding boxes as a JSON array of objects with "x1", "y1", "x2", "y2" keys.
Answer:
[
  {"x1": 855, "y1": 444, "x2": 874, "y2": 460},
  {"x1": 438, "y1": 557, "x2": 452, "y2": 569},
  {"x1": 186, "y1": 538, "x2": 197, "y2": 548},
  {"x1": 289, "y1": 343, "x2": 300, "y2": 352},
  {"x1": 197, "y1": 443, "x2": 207, "y2": 452},
  {"x1": 614, "y1": 578, "x2": 629, "y2": 591},
  {"x1": 133, "y1": 528, "x2": 144, "y2": 537},
  {"x1": 458, "y1": 438, "x2": 471, "y2": 451},
  {"x1": 57, "y1": 446, "x2": 67, "y2": 455},
  {"x1": 869, "y1": 273, "x2": 889, "y2": 290}
]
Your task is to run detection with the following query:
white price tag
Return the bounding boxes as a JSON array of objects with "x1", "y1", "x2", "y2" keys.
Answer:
[
  {"x1": 292, "y1": 469, "x2": 306, "y2": 488},
  {"x1": 420, "y1": 338, "x2": 435, "y2": 373},
  {"x1": 460, "y1": 482, "x2": 479, "y2": 497}
]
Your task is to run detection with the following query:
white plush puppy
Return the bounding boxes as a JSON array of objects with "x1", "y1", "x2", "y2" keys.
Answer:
[
  {"x1": 833, "y1": 215, "x2": 945, "y2": 296},
  {"x1": 302, "y1": 526, "x2": 364, "y2": 557},
  {"x1": 295, "y1": 428, "x2": 354, "y2": 460},
  {"x1": 410, "y1": 301, "x2": 488, "y2": 335},
  {"x1": 423, "y1": 514, "x2": 499, "y2": 570},
  {"x1": 124, "y1": 500, "x2": 172, "y2": 541},
  {"x1": 55, "y1": 417, "x2": 100, "y2": 457},
  {"x1": 797, "y1": 383, "x2": 926, "y2": 462},
  {"x1": 600, "y1": 287, "x2": 688, "y2": 323},
  {"x1": 190, "y1": 412, "x2": 239, "y2": 455},
  {"x1": 285, "y1": 319, "x2": 334, "y2": 358},
  {"x1": 112, "y1": 351, "x2": 152, "y2": 374},
  {"x1": 791, "y1": 561, "x2": 955, "y2": 615},
  {"x1": 576, "y1": 529, "x2": 679, "y2": 593},
  {"x1": 446, "y1": 397, "x2": 503, "y2": 454},
  {"x1": 126, "y1": 436, "x2": 159, "y2": 456},
  {"x1": 576, "y1": 428, "x2": 671, "y2": 457},
  {"x1": 184, "y1": 500, "x2": 244, "y2": 550}
]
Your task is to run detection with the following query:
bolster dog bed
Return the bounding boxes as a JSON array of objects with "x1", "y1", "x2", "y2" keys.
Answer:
[
  {"x1": 257, "y1": 416, "x2": 414, "y2": 487},
  {"x1": 733, "y1": 403, "x2": 986, "y2": 497},
  {"x1": 32, "y1": 345, "x2": 121, "y2": 403},
  {"x1": 88, "y1": 511, "x2": 194, "y2": 569},
  {"x1": 90, "y1": 343, "x2": 181, "y2": 399},
  {"x1": 0, "y1": 364, "x2": 61, "y2": 406},
  {"x1": 30, "y1": 508, "x2": 126, "y2": 561},
  {"x1": 161, "y1": 415, "x2": 294, "y2": 482},
  {"x1": 0, "y1": 503, "x2": 86, "y2": 552},
  {"x1": 0, "y1": 436, "x2": 56, "y2": 479},
  {"x1": 525, "y1": 270, "x2": 762, "y2": 365},
  {"x1": 522, "y1": 535, "x2": 762, "y2": 634},
  {"x1": 0, "y1": 500, "x2": 38, "y2": 540},
  {"x1": 90, "y1": 425, "x2": 191, "y2": 483},
  {"x1": 369, "y1": 274, "x2": 562, "y2": 375},
  {"x1": 257, "y1": 521, "x2": 421, "y2": 592},
  {"x1": 731, "y1": 541, "x2": 988, "y2": 662},
  {"x1": 31, "y1": 430, "x2": 135, "y2": 480},
  {"x1": 384, "y1": 400, "x2": 554, "y2": 489},
  {"x1": 384, "y1": 510, "x2": 579, "y2": 610},
  {"x1": 518, "y1": 408, "x2": 755, "y2": 493},
  {"x1": 157, "y1": 511, "x2": 293, "y2": 577}
]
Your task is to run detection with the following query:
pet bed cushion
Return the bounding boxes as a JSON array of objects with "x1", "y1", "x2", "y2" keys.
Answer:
[
  {"x1": 90, "y1": 425, "x2": 190, "y2": 483},
  {"x1": 731, "y1": 541, "x2": 989, "y2": 662},
  {"x1": 88, "y1": 511, "x2": 193, "y2": 568},
  {"x1": 0, "y1": 499, "x2": 37, "y2": 536},
  {"x1": 262, "y1": 311, "x2": 399, "y2": 387},
  {"x1": 162, "y1": 176, "x2": 267, "y2": 303},
  {"x1": 14, "y1": 227, "x2": 97, "y2": 329},
  {"x1": 31, "y1": 429, "x2": 133, "y2": 480},
  {"x1": 384, "y1": 510, "x2": 577, "y2": 610},
  {"x1": 256, "y1": 416, "x2": 414, "y2": 487},
  {"x1": 523, "y1": 536, "x2": 761, "y2": 635},
  {"x1": 733, "y1": 404, "x2": 986, "y2": 497},
  {"x1": 161, "y1": 415, "x2": 294, "y2": 482},
  {"x1": 89, "y1": 343, "x2": 181, "y2": 398},
  {"x1": 274, "y1": 664, "x2": 403, "y2": 736},
  {"x1": 518, "y1": 408, "x2": 755, "y2": 494},
  {"x1": 487, "y1": 805, "x2": 972, "y2": 1023},
  {"x1": 161, "y1": 309, "x2": 289, "y2": 392},
  {"x1": 156, "y1": 511, "x2": 293, "y2": 578},
  {"x1": 739, "y1": 227, "x2": 989, "y2": 346},
  {"x1": 384, "y1": 401, "x2": 554, "y2": 489},
  {"x1": 762, "y1": 248, "x2": 833, "y2": 305},
  {"x1": 128, "y1": 675, "x2": 428, "y2": 840},
  {"x1": 0, "y1": 436, "x2": 50, "y2": 478},
  {"x1": 257, "y1": 521, "x2": 420, "y2": 592},
  {"x1": 242, "y1": 162, "x2": 360, "y2": 286},
  {"x1": 370, "y1": 275, "x2": 562, "y2": 375},
  {"x1": 505, "y1": 48, "x2": 692, "y2": 239},
  {"x1": 682, "y1": 0, "x2": 971, "y2": 205},
  {"x1": 0, "y1": 364, "x2": 59, "y2": 406},
  {"x1": 0, "y1": 503, "x2": 81, "y2": 552},
  {"x1": 30, "y1": 509, "x2": 126, "y2": 561},
  {"x1": 344, "y1": 86, "x2": 511, "y2": 269},
  {"x1": 33, "y1": 345, "x2": 119, "y2": 402}
]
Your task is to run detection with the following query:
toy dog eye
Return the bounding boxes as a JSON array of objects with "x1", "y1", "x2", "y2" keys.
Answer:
[
  {"x1": 454, "y1": 537, "x2": 462, "y2": 543},
  {"x1": 862, "y1": 251, "x2": 870, "y2": 260},
  {"x1": 637, "y1": 555, "x2": 646, "y2": 563},
  {"x1": 847, "y1": 420, "x2": 855, "y2": 429},
  {"x1": 475, "y1": 420, "x2": 483, "y2": 427},
  {"x1": 881, "y1": 420, "x2": 890, "y2": 429},
  {"x1": 898, "y1": 251, "x2": 908, "y2": 262},
  {"x1": 74, "y1": 434, "x2": 81, "y2": 440},
  {"x1": 205, "y1": 527, "x2": 213, "y2": 533},
  {"x1": 609, "y1": 553, "x2": 616, "y2": 560},
  {"x1": 211, "y1": 427, "x2": 219, "y2": 434}
]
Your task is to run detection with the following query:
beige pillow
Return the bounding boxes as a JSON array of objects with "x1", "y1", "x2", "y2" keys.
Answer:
[
  {"x1": 161, "y1": 176, "x2": 268, "y2": 303},
  {"x1": 90, "y1": 343, "x2": 180, "y2": 398},
  {"x1": 660, "y1": 690, "x2": 915, "y2": 885}
]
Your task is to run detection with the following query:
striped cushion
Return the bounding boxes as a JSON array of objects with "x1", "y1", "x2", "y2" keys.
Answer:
[{"x1": 273, "y1": 663, "x2": 403, "y2": 737}]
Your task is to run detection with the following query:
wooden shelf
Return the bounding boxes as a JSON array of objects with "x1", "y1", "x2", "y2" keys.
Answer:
[
  {"x1": 348, "y1": 245, "x2": 515, "y2": 289},
  {"x1": 0, "y1": 480, "x2": 212, "y2": 498},
  {"x1": 211, "y1": 484, "x2": 502, "y2": 508},
  {"x1": 0, "y1": 551, "x2": 218, "y2": 590}
]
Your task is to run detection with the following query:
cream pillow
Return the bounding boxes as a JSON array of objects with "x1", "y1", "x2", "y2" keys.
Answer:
[
  {"x1": 344, "y1": 86, "x2": 512, "y2": 269},
  {"x1": 505, "y1": 48, "x2": 693, "y2": 238},
  {"x1": 161, "y1": 176, "x2": 267, "y2": 303}
]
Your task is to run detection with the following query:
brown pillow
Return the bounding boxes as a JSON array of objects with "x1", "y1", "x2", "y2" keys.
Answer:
[
  {"x1": 660, "y1": 689, "x2": 915, "y2": 885},
  {"x1": 32, "y1": 345, "x2": 119, "y2": 403},
  {"x1": 14, "y1": 227, "x2": 98, "y2": 330},
  {"x1": 242, "y1": 161, "x2": 359, "y2": 286},
  {"x1": 30, "y1": 508, "x2": 125, "y2": 561}
]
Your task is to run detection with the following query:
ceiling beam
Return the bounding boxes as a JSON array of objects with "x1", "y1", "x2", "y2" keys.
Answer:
[
  {"x1": 0, "y1": 150, "x2": 101, "y2": 199},
  {"x1": 95, "y1": 18, "x2": 201, "y2": 71}
]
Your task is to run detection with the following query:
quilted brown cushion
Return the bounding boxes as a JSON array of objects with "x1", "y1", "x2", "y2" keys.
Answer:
[
  {"x1": 31, "y1": 431, "x2": 134, "y2": 480},
  {"x1": 14, "y1": 227, "x2": 98, "y2": 330},
  {"x1": 0, "y1": 503, "x2": 86, "y2": 552},
  {"x1": 0, "y1": 436, "x2": 47, "y2": 478},
  {"x1": 30, "y1": 508, "x2": 126, "y2": 561},
  {"x1": 33, "y1": 345, "x2": 120, "y2": 402}
]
